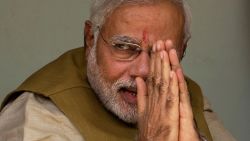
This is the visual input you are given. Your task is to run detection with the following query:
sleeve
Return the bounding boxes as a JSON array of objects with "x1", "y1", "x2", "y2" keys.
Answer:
[
  {"x1": 0, "y1": 92, "x2": 84, "y2": 141},
  {"x1": 203, "y1": 97, "x2": 237, "y2": 141}
]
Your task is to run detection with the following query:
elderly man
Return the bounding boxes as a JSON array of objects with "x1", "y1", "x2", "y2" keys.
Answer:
[{"x1": 0, "y1": 0, "x2": 236, "y2": 141}]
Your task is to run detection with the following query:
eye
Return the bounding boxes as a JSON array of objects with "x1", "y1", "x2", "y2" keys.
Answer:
[
  {"x1": 113, "y1": 43, "x2": 130, "y2": 50},
  {"x1": 112, "y1": 42, "x2": 141, "y2": 51}
]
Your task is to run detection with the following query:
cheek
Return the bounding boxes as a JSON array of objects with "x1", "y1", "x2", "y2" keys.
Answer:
[{"x1": 96, "y1": 45, "x2": 131, "y2": 82}]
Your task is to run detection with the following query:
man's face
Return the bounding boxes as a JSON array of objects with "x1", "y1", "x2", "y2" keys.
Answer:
[{"x1": 86, "y1": 1, "x2": 185, "y2": 123}]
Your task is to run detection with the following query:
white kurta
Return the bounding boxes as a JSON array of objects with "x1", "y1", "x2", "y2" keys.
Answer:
[{"x1": 0, "y1": 92, "x2": 236, "y2": 141}]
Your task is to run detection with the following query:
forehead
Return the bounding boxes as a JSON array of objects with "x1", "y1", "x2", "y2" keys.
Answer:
[{"x1": 102, "y1": 1, "x2": 185, "y2": 44}]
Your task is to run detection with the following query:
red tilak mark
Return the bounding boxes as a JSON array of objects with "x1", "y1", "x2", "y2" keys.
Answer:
[{"x1": 142, "y1": 30, "x2": 149, "y2": 43}]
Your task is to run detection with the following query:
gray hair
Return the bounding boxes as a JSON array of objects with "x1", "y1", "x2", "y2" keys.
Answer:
[{"x1": 89, "y1": 0, "x2": 191, "y2": 43}]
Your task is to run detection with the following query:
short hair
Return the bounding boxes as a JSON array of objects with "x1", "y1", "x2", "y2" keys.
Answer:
[{"x1": 89, "y1": 0, "x2": 191, "y2": 43}]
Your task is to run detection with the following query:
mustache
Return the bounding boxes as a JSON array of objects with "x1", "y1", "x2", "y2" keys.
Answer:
[
  {"x1": 103, "y1": 79, "x2": 137, "y2": 106},
  {"x1": 112, "y1": 79, "x2": 137, "y2": 92}
]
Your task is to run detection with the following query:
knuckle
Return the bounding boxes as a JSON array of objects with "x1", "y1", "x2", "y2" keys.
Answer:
[
  {"x1": 161, "y1": 80, "x2": 169, "y2": 87},
  {"x1": 153, "y1": 76, "x2": 161, "y2": 86},
  {"x1": 159, "y1": 81, "x2": 170, "y2": 94},
  {"x1": 167, "y1": 96, "x2": 173, "y2": 102},
  {"x1": 148, "y1": 75, "x2": 163, "y2": 87},
  {"x1": 167, "y1": 94, "x2": 177, "y2": 102},
  {"x1": 154, "y1": 76, "x2": 161, "y2": 83},
  {"x1": 147, "y1": 75, "x2": 154, "y2": 83},
  {"x1": 166, "y1": 101, "x2": 174, "y2": 108},
  {"x1": 165, "y1": 95, "x2": 177, "y2": 107},
  {"x1": 160, "y1": 87, "x2": 168, "y2": 94}
]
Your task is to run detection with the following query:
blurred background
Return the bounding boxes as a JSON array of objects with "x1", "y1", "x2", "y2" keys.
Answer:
[{"x1": 0, "y1": 0, "x2": 249, "y2": 140}]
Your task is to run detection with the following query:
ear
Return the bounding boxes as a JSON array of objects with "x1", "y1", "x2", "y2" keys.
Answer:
[{"x1": 84, "y1": 20, "x2": 94, "y2": 57}]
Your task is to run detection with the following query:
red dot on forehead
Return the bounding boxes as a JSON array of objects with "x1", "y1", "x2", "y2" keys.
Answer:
[{"x1": 142, "y1": 29, "x2": 149, "y2": 43}]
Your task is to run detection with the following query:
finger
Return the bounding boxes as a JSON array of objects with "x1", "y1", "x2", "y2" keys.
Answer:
[
  {"x1": 151, "y1": 43, "x2": 162, "y2": 104},
  {"x1": 136, "y1": 77, "x2": 147, "y2": 117},
  {"x1": 177, "y1": 69, "x2": 200, "y2": 140},
  {"x1": 165, "y1": 71, "x2": 179, "y2": 118},
  {"x1": 164, "y1": 40, "x2": 174, "y2": 52},
  {"x1": 148, "y1": 44, "x2": 156, "y2": 94},
  {"x1": 160, "y1": 50, "x2": 170, "y2": 104},
  {"x1": 147, "y1": 43, "x2": 156, "y2": 110},
  {"x1": 177, "y1": 68, "x2": 194, "y2": 126},
  {"x1": 149, "y1": 44, "x2": 156, "y2": 82},
  {"x1": 169, "y1": 49, "x2": 181, "y2": 71},
  {"x1": 156, "y1": 40, "x2": 165, "y2": 51},
  {"x1": 163, "y1": 71, "x2": 180, "y2": 140}
]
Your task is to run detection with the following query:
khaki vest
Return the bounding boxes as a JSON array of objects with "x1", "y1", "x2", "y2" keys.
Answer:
[{"x1": 1, "y1": 47, "x2": 212, "y2": 141}]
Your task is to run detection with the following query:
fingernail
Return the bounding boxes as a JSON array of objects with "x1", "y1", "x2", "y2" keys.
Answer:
[
  {"x1": 157, "y1": 42, "x2": 161, "y2": 50},
  {"x1": 166, "y1": 40, "x2": 173, "y2": 46},
  {"x1": 170, "y1": 71, "x2": 174, "y2": 78},
  {"x1": 152, "y1": 44, "x2": 156, "y2": 52},
  {"x1": 170, "y1": 49, "x2": 176, "y2": 55},
  {"x1": 160, "y1": 51, "x2": 164, "y2": 59},
  {"x1": 157, "y1": 41, "x2": 161, "y2": 51}
]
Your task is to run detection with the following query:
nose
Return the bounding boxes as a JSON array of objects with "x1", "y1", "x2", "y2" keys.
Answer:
[{"x1": 129, "y1": 52, "x2": 150, "y2": 80}]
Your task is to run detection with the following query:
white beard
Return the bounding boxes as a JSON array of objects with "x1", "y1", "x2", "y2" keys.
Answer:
[{"x1": 86, "y1": 44, "x2": 138, "y2": 124}]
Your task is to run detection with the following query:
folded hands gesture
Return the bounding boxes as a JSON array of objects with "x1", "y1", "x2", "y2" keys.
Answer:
[{"x1": 136, "y1": 40, "x2": 201, "y2": 141}]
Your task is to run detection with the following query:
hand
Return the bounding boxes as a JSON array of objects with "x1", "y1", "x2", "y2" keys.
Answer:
[{"x1": 136, "y1": 40, "x2": 200, "y2": 141}]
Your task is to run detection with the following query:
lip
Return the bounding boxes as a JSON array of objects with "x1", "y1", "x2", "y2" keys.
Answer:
[{"x1": 119, "y1": 88, "x2": 137, "y2": 104}]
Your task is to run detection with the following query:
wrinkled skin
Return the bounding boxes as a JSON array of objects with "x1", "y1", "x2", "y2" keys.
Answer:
[
  {"x1": 136, "y1": 40, "x2": 200, "y2": 141},
  {"x1": 85, "y1": 1, "x2": 201, "y2": 141}
]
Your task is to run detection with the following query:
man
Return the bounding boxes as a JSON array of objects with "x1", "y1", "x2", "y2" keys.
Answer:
[{"x1": 0, "y1": 0, "x2": 236, "y2": 141}]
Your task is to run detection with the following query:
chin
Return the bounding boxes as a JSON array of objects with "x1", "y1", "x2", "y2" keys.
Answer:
[{"x1": 99, "y1": 90, "x2": 138, "y2": 124}]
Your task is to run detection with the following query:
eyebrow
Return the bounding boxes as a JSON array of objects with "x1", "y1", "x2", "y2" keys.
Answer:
[
  {"x1": 111, "y1": 35, "x2": 141, "y2": 45},
  {"x1": 110, "y1": 35, "x2": 153, "y2": 52}
]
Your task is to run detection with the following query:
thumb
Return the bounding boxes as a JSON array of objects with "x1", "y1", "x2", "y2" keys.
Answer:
[{"x1": 136, "y1": 77, "x2": 147, "y2": 117}]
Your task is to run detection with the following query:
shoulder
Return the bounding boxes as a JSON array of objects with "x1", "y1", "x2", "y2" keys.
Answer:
[
  {"x1": 0, "y1": 92, "x2": 84, "y2": 141},
  {"x1": 203, "y1": 97, "x2": 237, "y2": 141}
]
